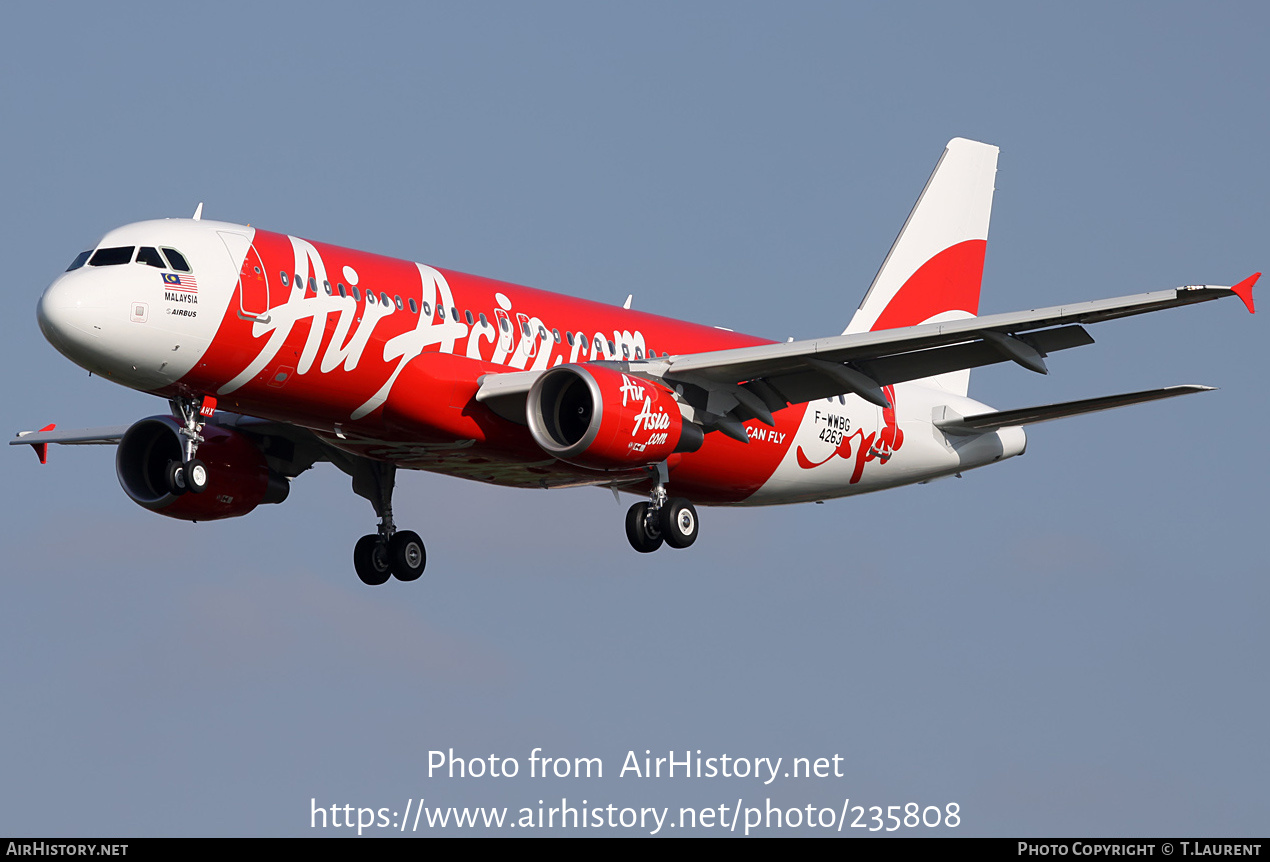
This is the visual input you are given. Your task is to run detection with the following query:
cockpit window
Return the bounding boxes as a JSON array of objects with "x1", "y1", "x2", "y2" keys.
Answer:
[
  {"x1": 89, "y1": 247, "x2": 135, "y2": 267},
  {"x1": 66, "y1": 251, "x2": 91, "y2": 272},
  {"x1": 136, "y1": 247, "x2": 166, "y2": 269},
  {"x1": 161, "y1": 248, "x2": 191, "y2": 273}
]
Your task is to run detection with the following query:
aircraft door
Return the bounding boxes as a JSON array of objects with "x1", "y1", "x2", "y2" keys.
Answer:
[
  {"x1": 219, "y1": 231, "x2": 269, "y2": 318},
  {"x1": 515, "y1": 313, "x2": 537, "y2": 358},
  {"x1": 494, "y1": 308, "x2": 513, "y2": 353}
]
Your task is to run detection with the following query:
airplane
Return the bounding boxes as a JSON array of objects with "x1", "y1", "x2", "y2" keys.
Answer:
[{"x1": 14, "y1": 138, "x2": 1258, "y2": 586}]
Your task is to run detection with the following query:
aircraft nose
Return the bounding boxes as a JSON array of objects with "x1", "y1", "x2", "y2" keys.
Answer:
[{"x1": 37, "y1": 274, "x2": 101, "y2": 363}]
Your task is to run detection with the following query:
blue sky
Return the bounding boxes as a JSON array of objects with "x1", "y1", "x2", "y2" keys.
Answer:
[{"x1": 2, "y1": 2, "x2": 1266, "y2": 836}]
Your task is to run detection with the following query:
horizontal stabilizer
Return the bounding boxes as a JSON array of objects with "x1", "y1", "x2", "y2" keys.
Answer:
[{"x1": 936, "y1": 385, "x2": 1215, "y2": 435}]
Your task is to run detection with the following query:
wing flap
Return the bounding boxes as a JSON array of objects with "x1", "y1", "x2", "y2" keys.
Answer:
[{"x1": 746, "y1": 325, "x2": 1094, "y2": 417}]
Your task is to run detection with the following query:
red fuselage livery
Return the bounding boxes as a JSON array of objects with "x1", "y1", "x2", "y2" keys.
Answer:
[
  {"x1": 21, "y1": 139, "x2": 1257, "y2": 585},
  {"x1": 200, "y1": 226, "x2": 801, "y2": 502}
]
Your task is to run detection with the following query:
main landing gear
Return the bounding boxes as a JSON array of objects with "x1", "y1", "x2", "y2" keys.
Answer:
[
  {"x1": 353, "y1": 531, "x2": 425, "y2": 586},
  {"x1": 624, "y1": 464, "x2": 698, "y2": 553},
  {"x1": 350, "y1": 459, "x2": 426, "y2": 586},
  {"x1": 164, "y1": 395, "x2": 210, "y2": 496}
]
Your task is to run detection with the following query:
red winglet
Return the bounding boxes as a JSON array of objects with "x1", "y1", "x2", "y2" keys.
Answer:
[
  {"x1": 1230, "y1": 272, "x2": 1259, "y2": 314},
  {"x1": 31, "y1": 423, "x2": 56, "y2": 465}
]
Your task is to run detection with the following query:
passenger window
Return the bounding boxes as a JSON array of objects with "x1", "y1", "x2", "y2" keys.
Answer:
[
  {"x1": 66, "y1": 251, "x2": 91, "y2": 272},
  {"x1": 552, "y1": 329, "x2": 561, "y2": 343},
  {"x1": 450, "y1": 307, "x2": 459, "y2": 322},
  {"x1": 566, "y1": 331, "x2": 575, "y2": 346},
  {"x1": 479, "y1": 312, "x2": 488, "y2": 326},
  {"x1": 89, "y1": 247, "x2": 134, "y2": 267},
  {"x1": 352, "y1": 286, "x2": 361, "y2": 301},
  {"x1": 622, "y1": 344, "x2": 630, "y2": 359},
  {"x1": 607, "y1": 340, "x2": 616, "y2": 354},
  {"x1": 500, "y1": 317, "x2": 509, "y2": 332},
  {"x1": 396, "y1": 296, "x2": 404, "y2": 310},
  {"x1": 635, "y1": 347, "x2": 643, "y2": 360},
  {"x1": 410, "y1": 298, "x2": 418, "y2": 313},
  {"x1": 280, "y1": 271, "x2": 290, "y2": 286},
  {"x1": 367, "y1": 292, "x2": 377, "y2": 305},
  {"x1": 381, "y1": 292, "x2": 391, "y2": 308},
  {"x1": 309, "y1": 277, "x2": 318, "y2": 293},
  {"x1": 161, "y1": 248, "x2": 191, "y2": 272},
  {"x1": 337, "y1": 283, "x2": 347, "y2": 298},
  {"x1": 422, "y1": 301, "x2": 431, "y2": 316},
  {"x1": 136, "y1": 247, "x2": 166, "y2": 269},
  {"x1": 464, "y1": 309, "x2": 473, "y2": 324},
  {"x1": 324, "y1": 280, "x2": 332, "y2": 296},
  {"x1": 294, "y1": 274, "x2": 303, "y2": 291},
  {"x1": 523, "y1": 321, "x2": 532, "y2": 336}
]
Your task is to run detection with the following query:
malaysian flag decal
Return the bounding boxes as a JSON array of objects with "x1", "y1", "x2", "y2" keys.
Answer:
[{"x1": 162, "y1": 272, "x2": 198, "y2": 293}]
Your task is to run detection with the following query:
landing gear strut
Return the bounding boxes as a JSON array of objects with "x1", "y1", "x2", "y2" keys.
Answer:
[
  {"x1": 350, "y1": 459, "x2": 426, "y2": 585},
  {"x1": 624, "y1": 463, "x2": 698, "y2": 553},
  {"x1": 165, "y1": 395, "x2": 210, "y2": 495}
]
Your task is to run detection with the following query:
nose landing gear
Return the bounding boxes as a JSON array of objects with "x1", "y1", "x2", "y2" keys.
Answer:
[
  {"x1": 164, "y1": 457, "x2": 209, "y2": 495},
  {"x1": 164, "y1": 395, "x2": 212, "y2": 495}
]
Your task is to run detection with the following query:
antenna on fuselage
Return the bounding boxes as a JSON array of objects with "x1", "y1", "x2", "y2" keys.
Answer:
[
  {"x1": 192, "y1": 202, "x2": 204, "y2": 221},
  {"x1": 623, "y1": 294, "x2": 633, "y2": 310}
]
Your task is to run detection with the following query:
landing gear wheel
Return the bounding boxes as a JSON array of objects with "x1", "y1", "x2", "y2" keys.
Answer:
[
  {"x1": 389, "y1": 530, "x2": 426, "y2": 581},
  {"x1": 625, "y1": 502, "x2": 664, "y2": 553},
  {"x1": 185, "y1": 458, "x2": 209, "y2": 494},
  {"x1": 165, "y1": 461, "x2": 188, "y2": 496},
  {"x1": 353, "y1": 534, "x2": 392, "y2": 586},
  {"x1": 660, "y1": 498, "x2": 698, "y2": 549}
]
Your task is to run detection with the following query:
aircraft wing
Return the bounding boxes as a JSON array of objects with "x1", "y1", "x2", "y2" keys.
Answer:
[
  {"x1": 476, "y1": 276, "x2": 1257, "y2": 437},
  {"x1": 9, "y1": 424, "x2": 129, "y2": 464},
  {"x1": 7, "y1": 413, "x2": 320, "y2": 450},
  {"x1": 10, "y1": 425, "x2": 129, "y2": 446},
  {"x1": 9, "y1": 413, "x2": 328, "y2": 469}
]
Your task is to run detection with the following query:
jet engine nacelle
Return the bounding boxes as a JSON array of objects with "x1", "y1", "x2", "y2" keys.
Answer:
[
  {"x1": 115, "y1": 416, "x2": 289, "y2": 521},
  {"x1": 526, "y1": 364, "x2": 703, "y2": 470}
]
